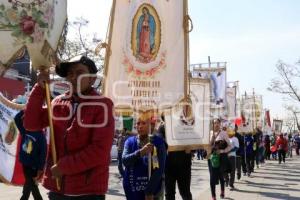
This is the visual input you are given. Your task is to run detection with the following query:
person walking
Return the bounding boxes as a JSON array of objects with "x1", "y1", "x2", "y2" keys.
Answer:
[
  {"x1": 235, "y1": 126, "x2": 246, "y2": 179},
  {"x1": 245, "y1": 133, "x2": 254, "y2": 177},
  {"x1": 122, "y1": 112, "x2": 167, "y2": 200},
  {"x1": 157, "y1": 114, "x2": 193, "y2": 200},
  {"x1": 24, "y1": 56, "x2": 114, "y2": 200},
  {"x1": 208, "y1": 119, "x2": 231, "y2": 200},
  {"x1": 294, "y1": 133, "x2": 300, "y2": 156},
  {"x1": 225, "y1": 129, "x2": 239, "y2": 190},
  {"x1": 276, "y1": 133, "x2": 288, "y2": 164},
  {"x1": 264, "y1": 135, "x2": 271, "y2": 160},
  {"x1": 14, "y1": 110, "x2": 47, "y2": 200},
  {"x1": 117, "y1": 128, "x2": 131, "y2": 178},
  {"x1": 165, "y1": 150, "x2": 193, "y2": 200}
]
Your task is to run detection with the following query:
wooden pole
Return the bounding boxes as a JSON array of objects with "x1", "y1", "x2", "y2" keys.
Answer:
[
  {"x1": 148, "y1": 123, "x2": 153, "y2": 180},
  {"x1": 253, "y1": 89, "x2": 257, "y2": 131},
  {"x1": 101, "y1": 0, "x2": 117, "y2": 94},
  {"x1": 45, "y1": 83, "x2": 60, "y2": 190},
  {"x1": 183, "y1": 0, "x2": 190, "y2": 100}
]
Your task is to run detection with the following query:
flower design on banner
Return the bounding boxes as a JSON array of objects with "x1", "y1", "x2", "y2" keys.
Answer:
[
  {"x1": 123, "y1": 51, "x2": 167, "y2": 78},
  {"x1": 0, "y1": 1, "x2": 54, "y2": 44}
]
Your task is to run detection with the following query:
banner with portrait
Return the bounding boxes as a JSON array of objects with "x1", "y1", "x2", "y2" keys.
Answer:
[
  {"x1": 192, "y1": 67, "x2": 226, "y2": 109},
  {"x1": 238, "y1": 94, "x2": 263, "y2": 133},
  {"x1": 273, "y1": 119, "x2": 283, "y2": 134},
  {"x1": 103, "y1": 0, "x2": 186, "y2": 110},
  {"x1": 226, "y1": 83, "x2": 238, "y2": 120},
  {"x1": 164, "y1": 79, "x2": 211, "y2": 151},
  {"x1": 0, "y1": 92, "x2": 25, "y2": 185},
  {"x1": 262, "y1": 110, "x2": 272, "y2": 135},
  {"x1": 254, "y1": 95, "x2": 263, "y2": 129},
  {"x1": 238, "y1": 95, "x2": 255, "y2": 133}
]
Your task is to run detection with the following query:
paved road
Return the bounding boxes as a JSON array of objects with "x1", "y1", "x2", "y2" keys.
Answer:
[{"x1": 1, "y1": 155, "x2": 300, "y2": 200}]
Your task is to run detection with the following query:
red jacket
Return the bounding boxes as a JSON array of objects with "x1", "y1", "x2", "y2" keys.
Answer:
[
  {"x1": 276, "y1": 136, "x2": 288, "y2": 152},
  {"x1": 24, "y1": 84, "x2": 114, "y2": 195}
]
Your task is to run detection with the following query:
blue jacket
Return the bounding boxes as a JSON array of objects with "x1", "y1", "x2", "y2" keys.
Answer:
[
  {"x1": 14, "y1": 110, "x2": 47, "y2": 170},
  {"x1": 122, "y1": 135, "x2": 166, "y2": 200},
  {"x1": 235, "y1": 132, "x2": 245, "y2": 156},
  {"x1": 245, "y1": 134, "x2": 254, "y2": 156}
]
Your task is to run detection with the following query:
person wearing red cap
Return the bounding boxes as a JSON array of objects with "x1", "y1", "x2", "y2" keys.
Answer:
[{"x1": 23, "y1": 56, "x2": 114, "y2": 200}]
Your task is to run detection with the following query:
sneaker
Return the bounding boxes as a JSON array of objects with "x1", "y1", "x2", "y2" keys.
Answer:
[{"x1": 237, "y1": 173, "x2": 241, "y2": 180}]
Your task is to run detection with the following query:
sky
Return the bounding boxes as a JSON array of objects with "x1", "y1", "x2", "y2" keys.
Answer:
[{"x1": 68, "y1": 0, "x2": 300, "y2": 120}]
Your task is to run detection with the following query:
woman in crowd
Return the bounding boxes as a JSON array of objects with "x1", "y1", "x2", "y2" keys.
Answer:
[{"x1": 208, "y1": 119, "x2": 232, "y2": 200}]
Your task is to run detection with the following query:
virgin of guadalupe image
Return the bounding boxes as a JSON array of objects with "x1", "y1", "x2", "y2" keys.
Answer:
[
  {"x1": 136, "y1": 7, "x2": 156, "y2": 63},
  {"x1": 4, "y1": 121, "x2": 17, "y2": 145}
]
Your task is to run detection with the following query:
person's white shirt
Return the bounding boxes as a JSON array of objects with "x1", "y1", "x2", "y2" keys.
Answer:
[{"x1": 228, "y1": 136, "x2": 239, "y2": 157}]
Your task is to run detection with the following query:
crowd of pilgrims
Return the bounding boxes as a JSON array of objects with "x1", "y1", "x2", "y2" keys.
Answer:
[{"x1": 116, "y1": 116, "x2": 300, "y2": 200}]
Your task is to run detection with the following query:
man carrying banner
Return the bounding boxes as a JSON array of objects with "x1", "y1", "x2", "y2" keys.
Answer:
[{"x1": 23, "y1": 56, "x2": 114, "y2": 200}]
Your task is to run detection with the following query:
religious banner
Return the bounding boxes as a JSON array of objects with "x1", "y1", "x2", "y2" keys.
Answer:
[
  {"x1": 226, "y1": 82, "x2": 238, "y2": 120},
  {"x1": 192, "y1": 67, "x2": 226, "y2": 109},
  {"x1": 114, "y1": 115, "x2": 124, "y2": 131},
  {"x1": 262, "y1": 109, "x2": 272, "y2": 134},
  {"x1": 103, "y1": 0, "x2": 186, "y2": 110},
  {"x1": 164, "y1": 79, "x2": 211, "y2": 150},
  {"x1": 254, "y1": 95, "x2": 263, "y2": 129},
  {"x1": 265, "y1": 110, "x2": 271, "y2": 127},
  {"x1": 0, "y1": 92, "x2": 25, "y2": 185},
  {"x1": 273, "y1": 119, "x2": 283, "y2": 134},
  {"x1": 0, "y1": 0, "x2": 67, "y2": 69},
  {"x1": 238, "y1": 93, "x2": 263, "y2": 133},
  {"x1": 238, "y1": 95, "x2": 255, "y2": 133}
]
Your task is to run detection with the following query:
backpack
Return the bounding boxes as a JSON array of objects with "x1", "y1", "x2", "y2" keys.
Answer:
[{"x1": 210, "y1": 152, "x2": 220, "y2": 168}]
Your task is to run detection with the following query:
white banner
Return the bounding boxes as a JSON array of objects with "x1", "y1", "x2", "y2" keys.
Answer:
[
  {"x1": 226, "y1": 86, "x2": 237, "y2": 120},
  {"x1": 273, "y1": 119, "x2": 283, "y2": 134},
  {"x1": 165, "y1": 79, "x2": 210, "y2": 150},
  {"x1": 239, "y1": 96, "x2": 254, "y2": 133},
  {"x1": 0, "y1": 92, "x2": 23, "y2": 183},
  {"x1": 239, "y1": 94, "x2": 263, "y2": 133},
  {"x1": 114, "y1": 115, "x2": 124, "y2": 131},
  {"x1": 0, "y1": 0, "x2": 67, "y2": 68},
  {"x1": 104, "y1": 0, "x2": 185, "y2": 110},
  {"x1": 192, "y1": 68, "x2": 226, "y2": 109}
]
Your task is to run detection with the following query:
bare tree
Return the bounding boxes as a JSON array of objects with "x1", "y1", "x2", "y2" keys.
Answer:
[
  {"x1": 283, "y1": 116, "x2": 296, "y2": 134},
  {"x1": 56, "y1": 17, "x2": 104, "y2": 73},
  {"x1": 285, "y1": 105, "x2": 300, "y2": 131},
  {"x1": 268, "y1": 60, "x2": 300, "y2": 102}
]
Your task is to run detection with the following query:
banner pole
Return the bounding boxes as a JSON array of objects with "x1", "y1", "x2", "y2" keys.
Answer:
[
  {"x1": 183, "y1": 0, "x2": 190, "y2": 99},
  {"x1": 45, "y1": 83, "x2": 60, "y2": 190},
  {"x1": 101, "y1": 0, "x2": 117, "y2": 94},
  {"x1": 148, "y1": 123, "x2": 152, "y2": 180}
]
